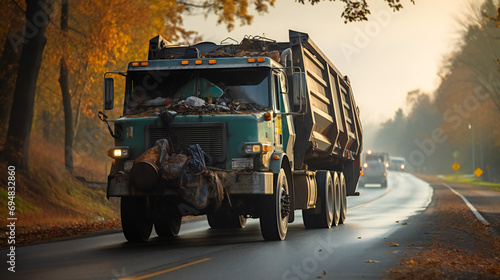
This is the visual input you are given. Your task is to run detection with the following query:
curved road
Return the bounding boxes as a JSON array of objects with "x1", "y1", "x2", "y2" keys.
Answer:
[{"x1": 1, "y1": 172, "x2": 432, "y2": 280}]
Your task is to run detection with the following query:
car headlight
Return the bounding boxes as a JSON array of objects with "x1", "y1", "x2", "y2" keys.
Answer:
[
  {"x1": 363, "y1": 163, "x2": 368, "y2": 168},
  {"x1": 107, "y1": 147, "x2": 130, "y2": 159}
]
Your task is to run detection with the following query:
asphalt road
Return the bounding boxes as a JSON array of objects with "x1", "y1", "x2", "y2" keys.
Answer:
[{"x1": 1, "y1": 172, "x2": 434, "y2": 280}]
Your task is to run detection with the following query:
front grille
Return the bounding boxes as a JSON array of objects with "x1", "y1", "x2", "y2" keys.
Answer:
[{"x1": 147, "y1": 123, "x2": 226, "y2": 162}]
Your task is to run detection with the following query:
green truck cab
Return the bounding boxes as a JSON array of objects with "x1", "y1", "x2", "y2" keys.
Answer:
[{"x1": 102, "y1": 30, "x2": 362, "y2": 242}]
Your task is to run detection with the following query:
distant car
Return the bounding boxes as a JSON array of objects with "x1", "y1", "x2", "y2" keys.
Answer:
[
  {"x1": 389, "y1": 157, "x2": 406, "y2": 172},
  {"x1": 365, "y1": 151, "x2": 390, "y2": 169},
  {"x1": 359, "y1": 159, "x2": 388, "y2": 188}
]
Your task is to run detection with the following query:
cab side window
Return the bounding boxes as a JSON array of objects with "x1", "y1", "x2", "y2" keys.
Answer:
[{"x1": 273, "y1": 74, "x2": 281, "y2": 111}]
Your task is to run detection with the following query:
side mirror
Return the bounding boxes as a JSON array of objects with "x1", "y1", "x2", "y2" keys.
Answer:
[
  {"x1": 292, "y1": 72, "x2": 306, "y2": 107},
  {"x1": 104, "y1": 78, "x2": 114, "y2": 110},
  {"x1": 280, "y1": 71, "x2": 288, "y2": 94}
]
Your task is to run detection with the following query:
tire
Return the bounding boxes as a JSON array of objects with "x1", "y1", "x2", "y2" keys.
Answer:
[
  {"x1": 260, "y1": 168, "x2": 290, "y2": 241},
  {"x1": 121, "y1": 197, "x2": 153, "y2": 242},
  {"x1": 382, "y1": 180, "x2": 388, "y2": 188},
  {"x1": 208, "y1": 211, "x2": 247, "y2": 229},
  {"x1": 338, "y1": 172, "x2": 347, "y2": 224},
  {"x1": 332, "y1": 172, "x2": 341, "y2": 227},
  {"x1": 154, "y1": 206, "x2": 182, "y2": 237},
  {"x1": 303, "y1": 171, "x2": 334, "y2": 229}
]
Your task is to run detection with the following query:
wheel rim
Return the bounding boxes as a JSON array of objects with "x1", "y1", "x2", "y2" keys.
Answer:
[
  {"x1": 327, "y1": 179, "x2": 334, "y2": 224},
  {"x1": 260, "y1": 168, "x2": 290, "y2": 241},
  {"x1": 342, "y1": 180, "x2": 347, "y2": 219},
  {"x1": 239, "y1": 215, "x2": 247, "y2": 228},
  {"x1": 340, "y1": 174, "x2": 347, "y2": 223},
  {"x1": 334, "y1": 176, "x2": 341, "y2": 226},
  {"x1": 279, "y1": 184, "x2": 290, "y2": 227},
  {"x1": 278, "y1": 172, "x2": 290, "y2": 236}
]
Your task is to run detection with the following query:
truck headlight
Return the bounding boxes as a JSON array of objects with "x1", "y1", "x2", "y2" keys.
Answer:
[
  {"x1": 243, "y1": 142, "x2": 271, "y2": 155},
  {"x1": 244, "y1": 142, "x2": 262, "y2": 155},
  {"x1": 107, "y1": 147, "x2": 130, "y2": 159}
]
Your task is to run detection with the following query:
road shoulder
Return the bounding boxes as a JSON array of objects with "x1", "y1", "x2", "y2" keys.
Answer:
[{"x1": 385, "y1": 178, "x2": 500, "y2": 279}]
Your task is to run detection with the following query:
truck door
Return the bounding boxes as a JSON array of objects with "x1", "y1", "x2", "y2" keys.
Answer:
[{"x1": 274, "y1": 70, "x2": 296, "y2": 167}]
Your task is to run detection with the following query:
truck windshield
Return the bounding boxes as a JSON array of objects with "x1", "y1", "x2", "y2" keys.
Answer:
[{"x1": 125, "y1": 67, "x2": 270, "y2": 115}]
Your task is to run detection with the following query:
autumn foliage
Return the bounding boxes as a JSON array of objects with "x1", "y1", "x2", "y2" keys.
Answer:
[
  {"x1": 0, "y1": 0, "x2": 279, "y2": 171},
  {"x1": 373, "y1": 0, "x2": 500, "y2": 180}
]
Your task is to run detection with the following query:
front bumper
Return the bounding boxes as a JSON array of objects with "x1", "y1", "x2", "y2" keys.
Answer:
[
  {"x1": 360, "y1": 175, "x2": 387, "y2": 184},
  {"x1": 107, "y1": 171, "x2": 274, "y2": 197}
]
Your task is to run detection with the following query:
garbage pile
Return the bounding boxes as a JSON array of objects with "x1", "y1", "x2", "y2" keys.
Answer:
[
  {"x1": 129, "y1": 140, "x2": 224, "y2": 210},
  {"x1": 127, "y1": 95, "x2": 265, "y2": 117},
  {"x1": 201, "y1": 37, "x2": 282, "y2": 61}
]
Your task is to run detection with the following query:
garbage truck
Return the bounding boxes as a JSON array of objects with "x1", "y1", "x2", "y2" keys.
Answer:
[{"x1": 101, "y1": 30, "x2": 363, "y2": 242}]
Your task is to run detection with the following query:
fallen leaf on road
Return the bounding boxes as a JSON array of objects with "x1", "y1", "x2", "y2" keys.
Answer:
[
  {"x1": 389, "y1": 242, "x2": 399, "y2": 247},
  {"x1": 366, "y1": 259, "x2": 380, "y2": 263},
  {"x1": 402, "y1": 222, "x2": 408, "y2": 225}
]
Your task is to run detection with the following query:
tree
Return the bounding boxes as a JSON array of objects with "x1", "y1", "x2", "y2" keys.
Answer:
[
  {"x1": 59, "y1": 0, "x2": 73, "y2": 172},
  {"x1": 2, "y1": 0, "x2": 413, "y2": 172},
  {"x1": 297, "y1": 0, "x2": 415, "y2": 23},
  {"x1": 450, "y1": 0, "x2": 500, "y2": 111},
  {"x1": 4, "y1": 0, "x2": 54, "y2": 169},
  {"x1": 425, "y1": 0, "x2": 500, "y2": 178},
  {"x1": 0, "y1": 1, "x2": 25, "y2": 128}
]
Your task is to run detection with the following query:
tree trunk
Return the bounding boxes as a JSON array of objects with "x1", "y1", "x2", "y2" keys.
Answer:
[
  {"x1": 0, "y1": 6, "x2": 25, "y2": 129},
  {"x1": 0, "y1": 33, "x2": 22, "y2": 128},
  {"x1": 4, "y1": 0, "x2": 54, "y2": 170},
  {"x1": 59, "y1": 0, "x2": 73, "y2": 173},
  {"x1": 60, "y1": 57, "x2": 74, "y2": 173}
]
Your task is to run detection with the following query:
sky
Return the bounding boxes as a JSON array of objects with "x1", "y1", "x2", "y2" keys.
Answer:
[{"x1": 183, "y1": 0, "x2": 483, "y2": 128}]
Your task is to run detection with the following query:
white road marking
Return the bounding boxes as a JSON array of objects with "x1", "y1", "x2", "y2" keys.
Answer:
[{"x1": 442, "y1": 183, "x2": 490, "y2": 225}]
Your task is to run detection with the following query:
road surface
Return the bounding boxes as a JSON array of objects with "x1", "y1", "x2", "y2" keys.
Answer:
[{"x1": 2, "y1": 172, "x2": 433, "y2": 280}]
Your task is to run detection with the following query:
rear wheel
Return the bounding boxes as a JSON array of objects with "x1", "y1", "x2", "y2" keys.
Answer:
[
  {"x1": 303, "y1": 171, "x2": 334, "y2": 228},
  {"x1": 332, "y1": 172, "x2": 341, "y2": 226},
  {"x1": 338, "y1": 172, "x2": 347, "y2": 224},
  {"x1": 121, "y1": 197, "x2": 153, "y2": 242},
  {"x1": 260, "y1": 168, "x2": 290, "y2": 241}
]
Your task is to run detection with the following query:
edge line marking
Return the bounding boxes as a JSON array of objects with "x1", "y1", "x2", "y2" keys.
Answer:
[{"x1": 442, "y1": 183, "x2": 489, "y2": 225}]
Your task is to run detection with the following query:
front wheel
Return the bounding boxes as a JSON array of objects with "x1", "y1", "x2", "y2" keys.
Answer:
[
  {"x1": 154, "y1": 206, "x2": 182, "y2": 237},
  {"x1": 121, "y1": 197, "x2": 154, "y2": 242},
  {"x1": 260, "y1": 168, "x2": 290, "y2": 241},
  {"x1": 208, "y1": 211, "x2": 247, "y2": 229}
]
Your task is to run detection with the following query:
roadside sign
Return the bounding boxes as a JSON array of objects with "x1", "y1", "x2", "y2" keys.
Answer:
[
  {"x1": 474, "y1": 168, "x2": 483, "y2": 177},
  {"x1": 452, "y1": 163, "x2": 460, "y2": 171}
]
